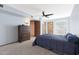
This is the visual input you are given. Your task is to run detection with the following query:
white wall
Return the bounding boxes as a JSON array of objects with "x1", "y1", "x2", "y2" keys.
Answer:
[
  {"x1": 0, "y1": 5, "x2": 27, "y2": 45},
  {"x1": 70, "y1": 5, "x2": 79, "y2": 35},
  {"x1": 42, "y1": 4, "x2": 79, "y2": 35}
]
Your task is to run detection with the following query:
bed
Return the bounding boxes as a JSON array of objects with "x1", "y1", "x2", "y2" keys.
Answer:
[{"x1": 33, "y1": 34, "x2": 79, "y2": 55}]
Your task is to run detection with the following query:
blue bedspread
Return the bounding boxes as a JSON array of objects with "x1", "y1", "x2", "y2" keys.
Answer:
[
  {"x1": 33, "y1": 34, "x2": 67, "y2": 49},
  {"x1": 33, "y1": 34, "x2": 79, "y2": 54}
]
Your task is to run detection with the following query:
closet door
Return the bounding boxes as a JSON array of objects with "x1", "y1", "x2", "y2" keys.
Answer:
[
  {"x1": 30, "y1": 20, "x2": 40, "y2": 37},
  {"x1": 35, "y1": 21, "x2": 40, "y2": 36},
  {"x1": 48, "y1": 22, "x2": 53, "y2": 34}
]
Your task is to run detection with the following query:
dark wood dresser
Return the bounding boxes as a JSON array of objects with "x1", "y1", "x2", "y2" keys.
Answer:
[{"x1": 18, "y1": 25, "x2": 30, "y2": 42}]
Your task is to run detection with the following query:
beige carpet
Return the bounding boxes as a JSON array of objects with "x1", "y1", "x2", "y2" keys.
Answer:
[{"x1": 0, "y1": 37, "x2": 57, "y2": 55}]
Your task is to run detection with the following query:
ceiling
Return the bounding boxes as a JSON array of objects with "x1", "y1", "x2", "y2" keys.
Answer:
[{"x1": 8, "y1": 4, "x2": 74, "y2": 19}]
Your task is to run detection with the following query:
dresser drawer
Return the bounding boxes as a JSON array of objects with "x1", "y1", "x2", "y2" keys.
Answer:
[{"x1": 18, "y1": 25, "x2": 30, "y2": 42}]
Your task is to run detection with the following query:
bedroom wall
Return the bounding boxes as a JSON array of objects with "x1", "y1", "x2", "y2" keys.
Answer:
[
  {"x1": 50, "y1": 4, "x2": 79, "y2": 35},
  {"x1": 0, "y1": 5, "x2": 28, "y2": 45},
  {"x1": 69, "y1": 4, "x2": 79, "y2": 35}
]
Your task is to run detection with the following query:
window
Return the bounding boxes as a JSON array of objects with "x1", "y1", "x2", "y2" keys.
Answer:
[{"x1": 53, "y1": 20, "x2": 68, "y2": 35}]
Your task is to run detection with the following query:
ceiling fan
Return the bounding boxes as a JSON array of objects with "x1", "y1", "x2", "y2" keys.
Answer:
[
  {"x1": 0, "y1": 4, "x2": 3, "y2": 8},
  {"x1": 30, "y1": 11, "x2": 53, "y2": 20},
  {"x1": 42, "y1": 11, "x2": 53, "y2": 17}
]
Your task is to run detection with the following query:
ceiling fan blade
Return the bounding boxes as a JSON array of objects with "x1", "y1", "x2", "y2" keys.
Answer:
[
  {"x1": 0, "y1": 4, "x2": 3, "y2": 8},
  {"x1": 42, "y1": 11, "x2": 54, "y2": 18},
  {"x1": 42, "y1": 11, "x2": 45, "y2": 16},
  {"x1": 45, "y1": 14, "x2": 53, "y2": 16}
]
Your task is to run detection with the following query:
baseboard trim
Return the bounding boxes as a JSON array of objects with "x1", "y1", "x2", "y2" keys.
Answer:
[{"x1": 0, "y1": 41, "x2": 18, "y2": 47}]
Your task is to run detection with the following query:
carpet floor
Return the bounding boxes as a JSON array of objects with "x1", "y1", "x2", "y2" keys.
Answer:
[{"x1": 0, "y1": 37, "x2": 57, "y2": 55}]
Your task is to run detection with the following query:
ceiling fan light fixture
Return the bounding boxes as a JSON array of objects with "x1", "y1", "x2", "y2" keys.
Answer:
[{"x1": 42, "y1": 11, "x2": 53, "y2": 17}]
